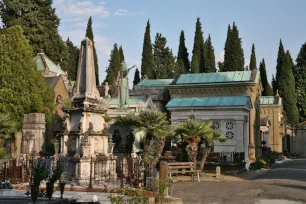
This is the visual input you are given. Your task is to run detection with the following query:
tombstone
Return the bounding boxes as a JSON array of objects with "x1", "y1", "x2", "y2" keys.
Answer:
[{"x1": 216, "y1": 166, "x2": 221, "y2": 178}]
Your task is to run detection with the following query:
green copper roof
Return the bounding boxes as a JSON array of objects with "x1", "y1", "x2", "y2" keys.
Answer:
[
  {"x1": 34, "y1": 53, "x2": 66, "y2": 75},
  {"x1": 260, "y1": 96, "x2": 282, "y2": 105},
  {"x1": 175, "y1": 71, "x2": 258, "y2": 85},
  {"x1": 166, "y1": 96, "x2": 251, "y2": 108},
  {"x1": 137, "y1": 78, "x2": 174, "y2": 87},
  {"x1": 110, "y1": 96, "x2": 146, "y2": 105}
]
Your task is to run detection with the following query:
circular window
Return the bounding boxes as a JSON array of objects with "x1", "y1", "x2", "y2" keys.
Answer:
[
  {"x1": 212, "y1": 122, "x2": 220, "y2": 130},
  {"x1": 226, "y1": 132, "x2": 234, "y2": 139},
  {"x1": 226, "y1": 122, "x2": 234, "y2": 130}
]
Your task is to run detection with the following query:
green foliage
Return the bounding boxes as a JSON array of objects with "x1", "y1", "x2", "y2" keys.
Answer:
[
  {"x1": 108, "y1": 188, "x2": 154, "y2": 204},
  {"x1": 275, "y1": 40, "x2": 299, "y2": 124},
  {"x1": 249, "y1": 44, "x2": 257, "y2": 70},
  {"x1": 0, "y1": 0, "x2": 68, "y2": 69},
  {"x1": 86, "y1": 17, "x2": 99, "y2": 85},
  {"x1": 0, "y1": 113, "x2": 18, "y2": 148},
  {"x1": 260, "y1": 59, "x2": 274, "y2": 96},
  {"x1": 294, "y1": 43, "x2": 306, "y2": 122},
  {"x1": 119, "y1": 46, "x2": 125, "y2": 63},
  {"x1": 272, "y1": 74, "x2": 277, "y2": 95},
  {"x1": 104, "y1": 115, "x2": 113, "y2": 123},
  {"x1": 249, "y1": 159, "x2": 266, "y2": 171},
  {"x1": 141, "y1": 19, "x2": 154, "y2": 79},
  {"x1": 174, "y1": 59, "x2": 185, "y2": 76},
  {"x1": 223, "y1": 23, "x2": 245, "y2": 71},
  {"x1": 0, "y1": 26, "x2": 55, "y2": 129},
  {"x1": 153, "y1": 33, "x2": 176, "y2": 79},
  {"x1": 0, "y1": 148, "x2": 8, "y2": 159},
  {"x1": 133, "y1": 68, "x2": 141, "y2": 86},
  {"x1": 191, "y1": 17, "x2": 205, "y2": 73},
  {"x1": 217, "y1": 61, "x2": 224, "y2": 72},
  {"x1": 204, "y1": 34, "x2": 216, "y2": 73},
  {"x1": 152, "y1": 179, "x2": 171, "y2": 202},
  {"x1": 177, "y1": 30, "x2": 190, "y2": 72},
  {"x1": 105, "y1": 44, "x2": 121, "y2": 84},
  {"x1": 66, "y1": 38, "x2": 79, "y2": 81},
  {"x1": 31, "y1": 158, "x2": 52, "y2": 187},
  {"x1": 49, "y1": 156, "x2": 67, "y2": 183}
]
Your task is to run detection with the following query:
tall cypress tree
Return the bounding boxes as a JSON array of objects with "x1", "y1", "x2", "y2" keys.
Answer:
[
  {"x1": 85, "y1": 17, "x2": 99, "y2": 85},
  {"x1": 271, "y1": 74, "x2": 277, "y2": 95},
  {"x1": 249, "y1": 44, "x2": 257, "y2": 70},
  {"x1": 275, "y1": 40, "x2": 299, "y2": 124},
  {"x1": 294, "y1": 43, "x2": 306, "y2": 122},
  {"x1": 223, "y1": 23, "x2": 244, "y2": 71},
  {"x1": 191, "y1": 17, "x2": 205, "y2": 73},
  {"x1": 119, "y1": 46, "x2": 125, "y2": 63},
  {"x1": 66, "y1": 38, "x2": 79, "y2": 81},
  {"x1": 105, "y1": 44, "x2": 121, "y2": 85},
  {"x1": 204, "y1": 34, "x2": 216, "y2": 72},
  {"x1": 141, "y1": 19, "x2": 154, "y2": 78},
  {"x1": 133, "y1": 68, "x2": 141, "y2": 86},
  {"x1": 177, "y1": 30, "x2": 190, "y2": 73},
  {"x1": 259, "y1": 59, "x2": 273, "y2": 96},
  {"x1": 0, "y1": 0, "x2": 68, "y2": 69}
]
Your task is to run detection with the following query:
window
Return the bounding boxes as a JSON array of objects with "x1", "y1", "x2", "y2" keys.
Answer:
[
  {"x1": 225, "y1": 121, "x2": 235, "y2": 139},
  {"x1": 211, "y1": 121, "x2": 220, "y2": 130}
]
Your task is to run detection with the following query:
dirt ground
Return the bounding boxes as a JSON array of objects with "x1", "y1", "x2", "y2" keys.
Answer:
[{"x1": 172, "y1": 159, "x2": 306, "y2": 204}]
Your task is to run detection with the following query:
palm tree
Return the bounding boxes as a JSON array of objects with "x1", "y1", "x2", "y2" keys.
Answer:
[
  {"x1": 200, "y1": 130, "x2": 226, "y2": 170},
  {"x1": 135, "y1": 110, "x2": 170, "y2": 168},
  {"x1": 175, "y1": 119, "x2": 213, "y2": 165},
  {"x1": 115, "y1": 113, "x2": 139, "y2": 156},
  {"x1": 0, "y1": 113, "x2": 18, "y2": 158}
]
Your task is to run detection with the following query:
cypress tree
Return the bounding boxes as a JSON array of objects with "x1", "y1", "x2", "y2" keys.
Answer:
[
  {"x1": 0, "y1": 0, "x2": 67, "y2": 69},
  {"x1": 275, "y1": 40, "x2": 299, "y2": 124},
  {"x1": 133, "y1": 68, "x2": 141, "y2": 86},
  {"x1": 294, "y1": 43, "x2": 306, "y2": 122},
  {"x1": 174, "y1": 59, "x2": 185, "y2": 76},
  {"x1": 66, "y1": 38, "x2": 79, "y2": 81},
  {"x1": 191, "y1": 17, "x2": 205, "y2": 73},
  {"x1": 119, "y1": 46, "x2": 125, "y2": 63},
  {"x1": 271, "y1": 74, "x2": 277, "y2": 95},
  {"x1": 0, "y1": 26, "x2": 55, "y2": 129},
  {"x1": 177, "y1": 30, "x2": 190, "y2": 73},
  {"x1": 105, "y1": 44, "x2": 121, "y2": 85},
  {"x1": 249, "y1": 44, "x2": 257, "y2": 70},
  {"x1": 259, "y1": 59, "x2": 273, "y2": 96},
  {"x1": 223, "y1": 23, "x2": 244, "y2": 71},
  {"x1": 85, "y1": 17, "x2": 99, "y2": 85},
  {"x1": 204, "y1": 34, "x2": 216, "y2": 72},
  {"x1": 218, "y1": 62, "x2": 224, "y2": 72},
  {"x1": 153, "y1": 33, "x2": 167, "y2": 79},
  {"x1": 141, "y1": 19, "x2": 154, "y2": 78}
]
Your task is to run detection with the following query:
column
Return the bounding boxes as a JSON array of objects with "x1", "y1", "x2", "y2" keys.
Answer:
[
  {"x1": 62, "y1": 135, "x2": 68, "y2": 156},
  {"x1": 243, "y1": 119, "x2": 249, "y2": 167},
  {"x1": 236, "y1": 121, "x2": 244, "y2": 152}
]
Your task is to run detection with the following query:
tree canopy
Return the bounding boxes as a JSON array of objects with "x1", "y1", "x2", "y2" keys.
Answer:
[
  {"x1": 141, "y1": 19, "x2": 154, "y2": 79},
  {"x1": 0, "y1": 26, "x2": 55, "y2": 129},
  {"x1": 249, "y1": 44, "x2": 257, "y2": 70},
  {"x1": 204, "y1": 34, "x2": 216, "y2": 72},
  {"x1": 177, "y1": 30, "x2": 190, "y2": 73},
  {"x1": 105, "y1": 44, "x2": 121, "y2": 85},
  {"x1": 85, "y1": 17, "x2": 99, "y2": 85},
  {"x1": 191, "y1": 18, "x2": 205, "y2": 73},
  {"x1": 259, "y1": 59, "x2": 273, "y2": 96}
]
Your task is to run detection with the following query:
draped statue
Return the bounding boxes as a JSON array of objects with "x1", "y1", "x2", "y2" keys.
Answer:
[{"x1": 118, "y1": 61, "x2": 136, "y2": 108}]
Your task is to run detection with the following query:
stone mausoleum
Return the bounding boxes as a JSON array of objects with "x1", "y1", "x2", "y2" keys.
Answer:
[{"x1": 165, "y1": 70, "x2": 263, "y2": 167}]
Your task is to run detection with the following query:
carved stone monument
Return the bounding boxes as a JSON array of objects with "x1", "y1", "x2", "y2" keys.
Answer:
[
  {"x1": 21, "y1": 113, "x2": 46, "y2": 156},
  {"x1": 60, "y1": 37, "x2": 116, "y2": 184}
]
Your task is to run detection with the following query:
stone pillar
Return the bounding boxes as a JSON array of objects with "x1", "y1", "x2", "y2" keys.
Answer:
[
  {"x1": 243, "y1": 119, "x2": 250, "y2": 168},
  {"x1": 62, "y1": 135, "x2": 68, "y2": 155},
  {"x1": 236, "y1": 121, "x2": 244, "y2": 152}
]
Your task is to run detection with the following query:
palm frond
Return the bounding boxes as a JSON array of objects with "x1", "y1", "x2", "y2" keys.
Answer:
[{"x1": 114, "y1": 113, "x2": 139, "y2": 127}]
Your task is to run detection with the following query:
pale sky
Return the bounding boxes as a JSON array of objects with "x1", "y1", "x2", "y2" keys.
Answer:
[{"x1": 53, "y1": 0, "x2": 306, "y2": 87}]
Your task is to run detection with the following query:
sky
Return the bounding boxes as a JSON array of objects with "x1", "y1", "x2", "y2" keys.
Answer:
[{"x1": 53, "y1": 0, "x2": 306, "y2": 88}]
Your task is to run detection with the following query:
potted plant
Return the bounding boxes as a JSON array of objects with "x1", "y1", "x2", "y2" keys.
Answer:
[
  {"x1": 30, "y1": 158, "x2": 52, "y2": 203},
  {"x1": 47, "y1": 156, "x2": 67, "y2": 200}
]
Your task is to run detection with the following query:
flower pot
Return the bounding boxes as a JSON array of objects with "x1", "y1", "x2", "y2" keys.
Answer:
[
  {"x1": 31, "y1": 185, "x2": 39, "y2": 204},
  {"x1": 60, "y1": 183, "x2": 66, "y2": 199},
  {"x1": 46, "y1": 182, "x2": 54, "y2": 200}
]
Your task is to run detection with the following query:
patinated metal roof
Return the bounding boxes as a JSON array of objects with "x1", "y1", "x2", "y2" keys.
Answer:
[
  {"x1": 44, "y1": 76, "x2": 61, "y2": 90},
  {"x1": 34, "y1": 53, "x2": 66, "y2": 75},
  {"x1": 260, "y1": 96, "x2": 282, "y2": 106},
  {"x1": 166, "y1": 96, "x2": 251, "y2": 108},
  {"x1": 174, "y1": 71, "x2": 259, "y2": 85},
  {"x1": 110, "y1": 96, "x2": 146, "y2": 105},
  {"x1": 137, "y1": 79, "x2": 174, "y2": 87}
]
